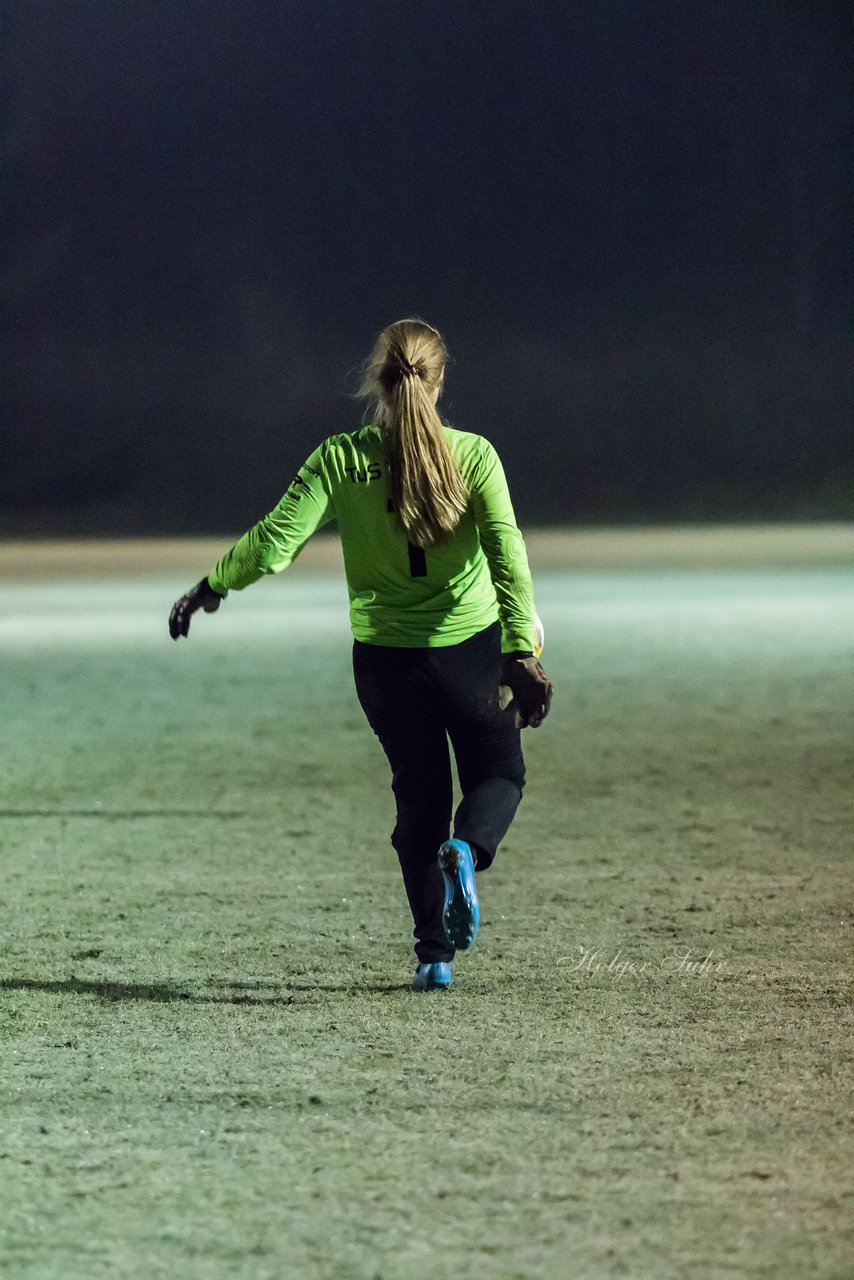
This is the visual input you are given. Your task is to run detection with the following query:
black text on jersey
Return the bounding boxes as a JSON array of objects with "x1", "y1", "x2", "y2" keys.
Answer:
[{"x1": 345, "y1": 464, "x2": 382, "y2": 483}]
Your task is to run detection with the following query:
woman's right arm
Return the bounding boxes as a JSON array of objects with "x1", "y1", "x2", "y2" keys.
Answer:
[
  {"x1": 468, "y1": 437, "x2": 537, "y2": 655},
  {"x1": 469, "y1": 437, "x2": 552, "y2": 727}
]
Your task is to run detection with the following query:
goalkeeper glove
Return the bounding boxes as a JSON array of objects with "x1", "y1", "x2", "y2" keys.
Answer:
[
  {"x1": 169, "y1": 577, "x2": 224, "y2": 640},
  {"x1": 499, "y1": 652, "x2": 553, "y2": 729}
]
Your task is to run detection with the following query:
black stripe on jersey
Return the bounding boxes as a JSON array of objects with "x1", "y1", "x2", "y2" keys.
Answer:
[
  {"x1": 407, "y1": 543, "x2": 427, "y2": 577},
  {"x1": 386, "y1": 499, "x2": 427, "y2": 581},
  {"x1": 387, "y1": 498, "x2": 427, "y2": 576}
]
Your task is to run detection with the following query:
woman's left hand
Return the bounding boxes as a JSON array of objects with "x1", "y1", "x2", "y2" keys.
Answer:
[{"x1": 169, "y1": 577, "x2": 223, "y2": 640}]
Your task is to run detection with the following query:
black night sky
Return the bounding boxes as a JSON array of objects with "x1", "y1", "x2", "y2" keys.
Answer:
[{"x1": 5, "y1": 1, "x2": 852, "y2": 533}]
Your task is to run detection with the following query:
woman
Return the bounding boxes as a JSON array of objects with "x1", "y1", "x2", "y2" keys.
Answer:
[{"x1": 169, "y1": 318, "x2": 553, "y2": 991}]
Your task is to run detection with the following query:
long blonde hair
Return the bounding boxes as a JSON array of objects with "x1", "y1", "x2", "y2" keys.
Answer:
[{"x1": 357, "y1": 318, "x2": 468, "y2": 548}]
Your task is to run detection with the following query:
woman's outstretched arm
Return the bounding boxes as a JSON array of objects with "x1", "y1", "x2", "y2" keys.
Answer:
[{"x1": 169, "y1": 442, "x2": 335, "y2": 639}]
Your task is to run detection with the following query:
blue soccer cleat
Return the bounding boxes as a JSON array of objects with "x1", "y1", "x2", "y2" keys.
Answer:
[
  {"x1": 439, "y1": 839, "x2": 480, "y2": 950},
  {"x1": 411, "y1": 962, "x2": 452, "y2": 992}
]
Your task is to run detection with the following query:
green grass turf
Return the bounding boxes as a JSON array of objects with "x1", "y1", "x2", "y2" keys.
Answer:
[{"x1": 1, "y1": 549, "x2": 852, "y2": 1279}]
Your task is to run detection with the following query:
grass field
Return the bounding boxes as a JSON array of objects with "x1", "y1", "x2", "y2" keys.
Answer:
[{"x1": 1, "y1": 528, "x2": 852, "y2": 1280}]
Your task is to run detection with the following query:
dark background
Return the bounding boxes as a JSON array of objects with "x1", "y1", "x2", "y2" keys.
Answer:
[{"x1": 5, "y1": 0, "x2": 852, "y2": 534}]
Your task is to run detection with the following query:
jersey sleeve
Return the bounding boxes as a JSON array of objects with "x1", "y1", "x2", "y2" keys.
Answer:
[
  {"x1": 207, "y1": 443, "x2": 334, "y2": 594},
  {"x1": 469, "y1": 438, "x2": 537, "y2": 652}
]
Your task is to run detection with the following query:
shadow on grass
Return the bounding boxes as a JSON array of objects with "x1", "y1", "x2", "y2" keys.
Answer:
[
  {"x1": 0, "y1": 976, "x2": 407, "y2": 1004},
  {"x1": 0, "y1": 809, "x2": 247, "y2": 820}
]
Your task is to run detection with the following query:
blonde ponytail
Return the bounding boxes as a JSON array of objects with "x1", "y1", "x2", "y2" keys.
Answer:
[{"x1": 357, "y1": 318, "x2": 468, "y2": 548}]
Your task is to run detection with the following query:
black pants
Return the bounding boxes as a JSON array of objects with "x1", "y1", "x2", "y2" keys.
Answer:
[{"x1": 353, "y1": 621, "x2": 526, "y2": 963}]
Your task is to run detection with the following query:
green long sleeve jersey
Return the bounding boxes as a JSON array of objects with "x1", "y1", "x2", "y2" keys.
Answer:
[{"x1": 207, "y1": 424, "x2": 537, "y2": 651}]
